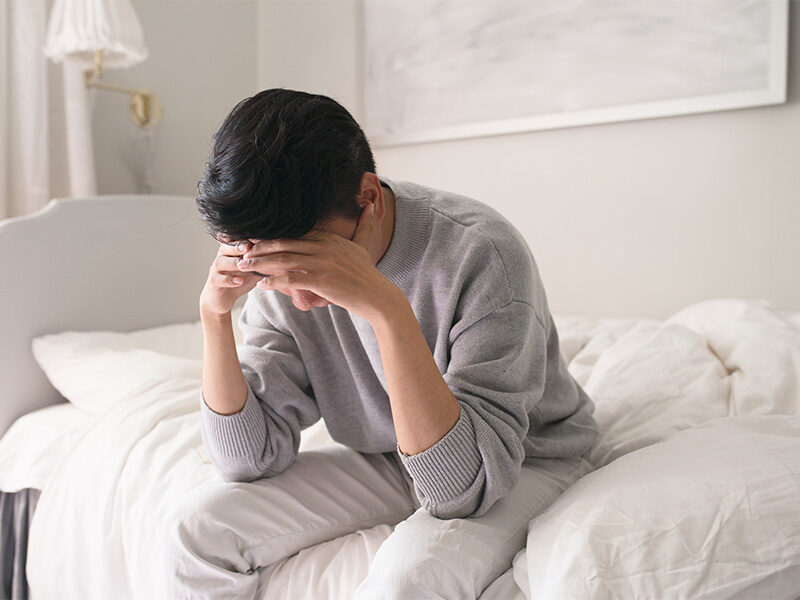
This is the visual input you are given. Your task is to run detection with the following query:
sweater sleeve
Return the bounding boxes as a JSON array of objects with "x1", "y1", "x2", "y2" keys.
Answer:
[
  {"x1": 397, "y1": 300, "x2": 547, "y2": 519},
  {"x1": 200, "y1": 294, "x2": 321, "y2": 482}
]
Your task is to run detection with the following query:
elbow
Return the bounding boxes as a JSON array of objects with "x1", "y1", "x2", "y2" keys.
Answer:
[
  {"x1": 202, "y1": 434, "x2": 300, "y2": 483},
  {"x1": 424, "y1": 499, "x2": 482, "y2": 520},
  {"x1": 397, "y1": 407, "x2": 526, "y2": 519},
  {"x1": 210, "y1": 454, "x2": 291, "y2": 483},
  {"x1": 420, "y1": 469, "x2": 519, "y2": 520},
  {"x1": 418, "y1": 481, "x2": 490, "y2": 520},
  {"x1": 213, "y1": 461, "x2": 267, "y2": 483},
  {"x1": 220, "y1": 471, "x2": 249, "y2": 483}
]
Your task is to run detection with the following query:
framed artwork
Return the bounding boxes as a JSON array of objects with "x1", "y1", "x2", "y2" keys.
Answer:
[{"x1": 361, "y1": 0, "x2": 789, "y2": 147}]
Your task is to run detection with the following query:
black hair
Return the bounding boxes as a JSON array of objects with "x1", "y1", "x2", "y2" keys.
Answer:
[{"x1": 195, "y1": 88, "x2": 376, "y2": 243}]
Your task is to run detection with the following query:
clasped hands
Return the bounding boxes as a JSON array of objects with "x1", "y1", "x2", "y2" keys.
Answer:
[{"x1": 235, "y1": 203, "x2": 397, "y2": 322}]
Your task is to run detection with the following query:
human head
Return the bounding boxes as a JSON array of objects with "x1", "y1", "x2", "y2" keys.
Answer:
[
  {"x1": 196, "y1": 87, "x2": 376, "y2": 242},
  {"x1": 195, "y1": 88, "x2": 378, "y2": 310}
]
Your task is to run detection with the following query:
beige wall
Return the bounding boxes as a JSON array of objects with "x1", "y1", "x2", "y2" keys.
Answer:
[
  {"x1": 96, "y1": 0, "x2": 799, "y2": 319},
  {"x1": 258, "y1": 1, "x2": 800, "y2": 319},
  {"x1": 92, "y1": 0, "x2": 259, "y2": 197}
]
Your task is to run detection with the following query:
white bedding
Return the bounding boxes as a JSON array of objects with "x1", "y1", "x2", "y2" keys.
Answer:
[
  {"x1": 0, "y1": 402, "x2": 94, "y2": 492},
  {"x1": 5, "y1": 298, "x2": 799, "y2": 598},
  {"x1": 517, "y1": 414, "x2": 800, "y2": 598}
]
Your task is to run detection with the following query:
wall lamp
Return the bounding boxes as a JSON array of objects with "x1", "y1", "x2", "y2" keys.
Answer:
[{"x1": 43, "y1": 0, "x2": 162, "y2": 129}]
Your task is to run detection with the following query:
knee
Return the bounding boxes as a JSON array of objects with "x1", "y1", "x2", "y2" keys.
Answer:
[
  {"x1": 163, "y1": 488, "x2": 255, "y2": 583},
  {"x1": 355, "y1": 533, "x2": 473, "y2": 600},
  {"x1": 166, "y1": 511, "x2": 241, "y2": 573},
  {"x1": 162, "y1": 510, "x2": 260, "y2": 599}
]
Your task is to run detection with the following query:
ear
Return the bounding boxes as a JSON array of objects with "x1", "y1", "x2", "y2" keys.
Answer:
[
  {"x1": 350, "y1": 201, "x2": 375, "y2": 250},
  {"x1": 356, "y1": 172, "x2": 385, "y2": 220}
]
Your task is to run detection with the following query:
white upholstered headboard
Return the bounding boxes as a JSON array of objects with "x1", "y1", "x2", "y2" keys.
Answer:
[{"x1": 0, "y1": 195, "x2": 244, "y2": 438}]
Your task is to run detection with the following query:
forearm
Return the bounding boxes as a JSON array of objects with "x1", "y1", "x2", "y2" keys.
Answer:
[
  {"x1": 199, "y1": 308, "x2": 272, "y2": 481},
  {"x1": 369, "y1": 288, "x2": 461, "y2": 455},
  {"x1": 199, "y1": 304, "x2": 319, "y2": 482},
  {"x1": 200, "y1": 308, "x2": 248, "y2": 416}
]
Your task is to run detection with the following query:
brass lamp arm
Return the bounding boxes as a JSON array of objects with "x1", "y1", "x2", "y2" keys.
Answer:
[
  {"x1": 85, "y1": 50, "x2": 162, "y2": 129},
  {"x1": 84, "y1": 71, "x2": 144, "y2": 97}
]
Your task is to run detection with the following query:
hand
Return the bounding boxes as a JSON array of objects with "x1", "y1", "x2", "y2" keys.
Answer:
[
  {"x1": 236, "y1": 203, "x2": 397, "y2": 321},
  {"x1": 199, "y1": 237, "x2": 264, "y2": 317}
]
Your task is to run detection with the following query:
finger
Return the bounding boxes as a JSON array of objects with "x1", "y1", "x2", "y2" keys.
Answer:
[
  {"x1": 218, "y1": 254, "x2": 282, "y2": 279},
  {"x1": 243, "y1": 237, "x2": 319, "y2": 258},
  {"x1": 237, "y1": 253, "x2": 320, "y2": 274},
  {"x1": 212, "y1": 271, "x2": 247, "y2": 287},
  {"x1": 257, "y1": 271, "x2": 315, "y2": 291},
  {"x1": 216, "y1": 254, "x2": 261, "y2": 273},
  {"x1": 212, "y1": 261, "x2": 265, "y2": 279},
  {"x1": 218, "y1": 240, "x2": 251, "y2": 257},
  {"x1": 215, "y1": 233, "x2": 243, "y2": 247}
]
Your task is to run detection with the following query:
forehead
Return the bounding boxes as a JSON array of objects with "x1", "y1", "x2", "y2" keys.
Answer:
[{"x1": 213, "y1": 216, "x2": 355, "y2": 245}]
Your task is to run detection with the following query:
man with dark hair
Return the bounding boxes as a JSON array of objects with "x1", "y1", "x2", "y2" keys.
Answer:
[{"x1": 192, "y1": 87, "x2": 598, "y2": 598}]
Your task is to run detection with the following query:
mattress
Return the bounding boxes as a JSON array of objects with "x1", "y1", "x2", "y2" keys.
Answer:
[
  {"x1": 0, "y1": 402, "x2": 96, "y2": 493},
  {"x1": 0, "y1": 402, "x2": 95, "y2": 599}
]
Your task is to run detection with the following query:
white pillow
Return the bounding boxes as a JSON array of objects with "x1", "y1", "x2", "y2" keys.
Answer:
[
  {"x1": 666, "y1": 298, "x2": 800, "y2": 416},
  {"x1": 583, "y1": 320, "x2": 731, "y2": 468},
  {"x1": 31, "y1": 307, "x2": 244, "y2": 414},
  {"x1": 581, "y1": 299, "x2": 800, "y2": 469},
  {"x1": 517, "y1": 415, "x2": 800, "y2": 599}
]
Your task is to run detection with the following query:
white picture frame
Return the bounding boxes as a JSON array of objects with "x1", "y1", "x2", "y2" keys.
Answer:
[{"x1": 361, "y1": 0, "x2": 789, "y2": 148}]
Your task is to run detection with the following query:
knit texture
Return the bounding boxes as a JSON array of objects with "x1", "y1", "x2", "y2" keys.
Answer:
[{"x1": 200, "y1": 175, "x2": 599, "y2": 518}]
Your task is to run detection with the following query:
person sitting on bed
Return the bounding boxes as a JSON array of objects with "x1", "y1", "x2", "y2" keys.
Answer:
[{"x1": 193, "y1": 87, "x2": 599, "y2": 599}]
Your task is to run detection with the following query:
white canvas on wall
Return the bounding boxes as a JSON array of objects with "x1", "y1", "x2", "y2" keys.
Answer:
[{"x1": 361, "y1": 0, "x2": 789, "y2": 147}]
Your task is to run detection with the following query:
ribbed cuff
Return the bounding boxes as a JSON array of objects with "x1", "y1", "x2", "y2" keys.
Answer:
[
  {"x1": 201, "y1": 386, "x2": 267, "y2": 459},
  {"x1": 397, "y1": 406, "x2": 483, "y2": 505}
]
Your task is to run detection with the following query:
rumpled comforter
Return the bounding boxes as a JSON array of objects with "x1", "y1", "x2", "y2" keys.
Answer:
[{"x1": 25, "y1": 298, "x2": 800, "y2": 599}]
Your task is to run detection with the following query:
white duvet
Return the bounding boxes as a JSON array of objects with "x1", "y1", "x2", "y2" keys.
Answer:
[{"x1": 23, "y1": 298, "x2": 800, "y2": 599}]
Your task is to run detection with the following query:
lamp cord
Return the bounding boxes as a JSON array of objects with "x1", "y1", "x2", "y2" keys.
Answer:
[{"x1": 131, "y1": 123, "x2": 157, "y2": 194}]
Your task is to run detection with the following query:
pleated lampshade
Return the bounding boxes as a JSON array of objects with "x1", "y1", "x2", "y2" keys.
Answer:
[{"x1": 42, "y1": 0, "x2": 148, "y2": 69}]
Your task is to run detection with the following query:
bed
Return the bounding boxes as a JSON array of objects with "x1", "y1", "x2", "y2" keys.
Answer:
[{"x1": 1, "y1": 194, "x2": 799, "y2": 599}]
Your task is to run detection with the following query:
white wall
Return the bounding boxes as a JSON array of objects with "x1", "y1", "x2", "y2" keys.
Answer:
[
  {"x1": 92, "y1": 0, "x2": 259, "y2": 197},
  {"x1": 257, "y1": 0, "x2": 800, "y2": 319},
  {"x1": 95, "y1": 0, "x2": 799, "y2": 319}
]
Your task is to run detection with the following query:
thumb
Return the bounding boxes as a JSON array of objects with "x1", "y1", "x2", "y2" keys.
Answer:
[{"x1": 351, "y1": 202, "x2": 375, "y2": 249}]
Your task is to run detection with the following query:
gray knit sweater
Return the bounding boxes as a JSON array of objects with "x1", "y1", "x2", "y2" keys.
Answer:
[{"x1": 201, "y1": 175, "x2": 599, "y2": 519}]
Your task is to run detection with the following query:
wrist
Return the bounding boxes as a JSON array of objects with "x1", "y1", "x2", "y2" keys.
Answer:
[
  {"x1": 368, "y1": 283, "x2": 412, "y2": 331},
  {"x1": 200, "y1": 305, "x2": 232, "y2": 325}
]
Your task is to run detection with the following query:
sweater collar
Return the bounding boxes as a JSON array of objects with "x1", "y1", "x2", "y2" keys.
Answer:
[{"x1": 375, "y1": 174, "x2": 431, "y2": 287}]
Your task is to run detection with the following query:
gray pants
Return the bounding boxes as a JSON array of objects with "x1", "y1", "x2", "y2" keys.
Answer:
[{"x1": 169, "y1": 445, "x2": 594, "y2": 599}]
